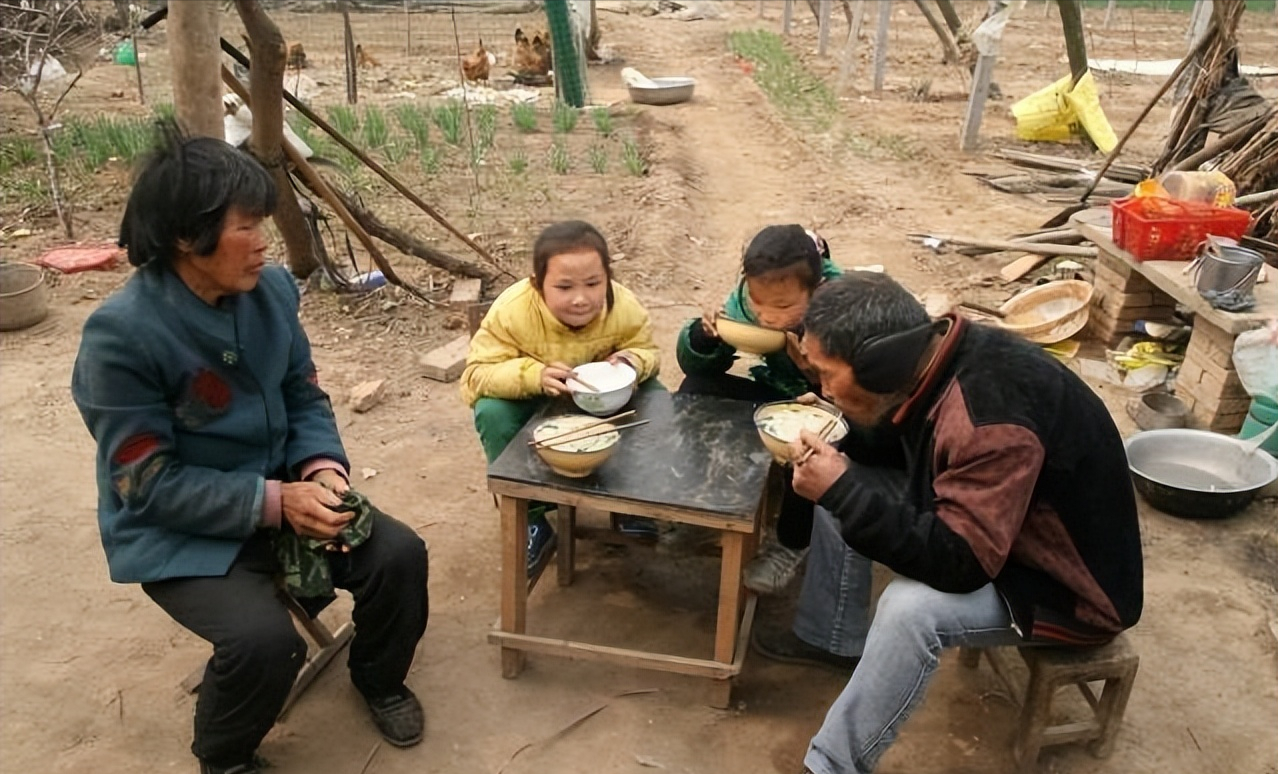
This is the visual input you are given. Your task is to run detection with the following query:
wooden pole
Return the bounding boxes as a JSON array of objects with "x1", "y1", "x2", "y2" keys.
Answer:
[
  {"x1": 131, "y1": 33, "x2": 145, "y2": 103},
  {"x1": 1056, "y1": 0, "x2": 1088, "y2": 87},
  {"x1": 1186, "y1": 0, "x2": 1212, "y2": 46},
  {"x1": 873, "y1": 0, "x2": 891, "y2": 92},
  {"x1": 757, "y1": 0, "x2": 765, "y2": 18},
  {"x1": 818, "y1": 0, "x2": 833, "y2": 54},
  {"x1": 404, "y1": 0, "x2": 411, "y2": 56},
  {"x1": 836, "y1": 0, "x2": 865, "y2": 91},
  {"x1": 169, "y1": 1, "x2": 222, "y2": 138},
  {"x1": 783, "y1": 0, "x2": 794, "y2": 34},
  {"x1": 338, "y1": 0, "x2": 357, "y2": 104},
  {"x1": 960, "y1": 54, "x2": 995, "y2": 151},
  {"x1": 1103, "y1": 0, "x2": 1117, "y2": 29}
]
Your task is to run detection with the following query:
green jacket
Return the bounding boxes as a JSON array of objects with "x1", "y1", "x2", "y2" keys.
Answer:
[{"x1": 675, "y1": 257, "x2": 842, "y2": 397}]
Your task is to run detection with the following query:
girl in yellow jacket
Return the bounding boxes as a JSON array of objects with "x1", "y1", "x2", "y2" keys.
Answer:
[{"x1": 461, "y1": 220, "x2": 662, "y2": 573}]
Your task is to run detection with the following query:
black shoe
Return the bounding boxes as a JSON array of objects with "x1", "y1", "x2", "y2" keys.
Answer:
[
  {"x1": 614, "y1": 515, "x2": 659, "y2": 540},
  {"x1": 527, "y1": 520, "x2": 557, "y2": 579},
  {"x1": 751, "y1": 626, "x2": 859, "y2": 674},
  {"x1": 365, "y1": 687, "x2": 424, "y2": 748},
  {"x1": 199, "y1": 755, "x2": 266, "y2": 774}
]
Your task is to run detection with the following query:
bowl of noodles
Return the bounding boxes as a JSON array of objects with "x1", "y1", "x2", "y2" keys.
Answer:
[
  {"x1": 753, "y1": 400, "x2": 849, "y2": 464},
  {"x1": 532, "y1": 414, "x2": 621, "y2": 478}
]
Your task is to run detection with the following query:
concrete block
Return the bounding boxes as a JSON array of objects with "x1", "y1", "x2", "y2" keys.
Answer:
[{"x1": 420, "y1": 335, "x2": 471, "y2": 382}]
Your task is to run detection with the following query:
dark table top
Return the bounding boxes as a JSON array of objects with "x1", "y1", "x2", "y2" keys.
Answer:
[{"x1": 487, "y1": 389, "x2": 775, "y2": 522}]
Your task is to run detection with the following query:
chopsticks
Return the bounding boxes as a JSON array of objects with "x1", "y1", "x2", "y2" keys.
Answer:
[
  {"x1": 796, "y1": 414, "x2": 842, "y2": 465},
  {"x1": 531, "y1": 419, "x2": 651, "y2": 449},
  {"x1": 527, "y1": 409, "x2": 635, "y2": 447},
  {"x1": 524, "y1": 354, "x2": 600, "y2": 392}
]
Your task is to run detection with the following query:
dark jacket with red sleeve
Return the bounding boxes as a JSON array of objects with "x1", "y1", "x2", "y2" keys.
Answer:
[{"x1": 820, "y1": 316, "x2": 1143, "y2": 644}]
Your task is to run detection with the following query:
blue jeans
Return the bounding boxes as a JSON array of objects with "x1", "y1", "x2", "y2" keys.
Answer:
[
  {"x1": 793, "y1": 506, "x2": 872, "y2": 658},
  {"x1": 803, "y1": 577, "x2": 1021, "y2": 774}
]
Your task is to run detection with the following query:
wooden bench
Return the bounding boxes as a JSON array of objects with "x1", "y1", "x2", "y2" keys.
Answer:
[{"x1": 960, "y1": 633, "x2": 1139, "y2": 772}]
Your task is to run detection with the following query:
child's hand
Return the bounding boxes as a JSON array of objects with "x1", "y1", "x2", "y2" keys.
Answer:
[
  {"x1": 699, "y1": 310, "x2": 721, "y2": 340},
  {"x1": 786, "y1": 331, "x2": 820, "y2": 383},
  {"x1": 541, "y1": 361, "x2": 576, "y2": 396},
  {"x1": 607, "y1": 351, "x2": 636, "y2": 369}
]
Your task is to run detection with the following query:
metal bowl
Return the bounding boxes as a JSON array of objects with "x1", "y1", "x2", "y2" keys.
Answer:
[
  {"x1": 1124, "y1": 428, "x2": 1278, "y2": 519},
  {"x1": 627, "y1": 76, "x2": 696, "y2": 106},
  {"x1": 0, "y1": 262, "x2": 49, "y2": 331}
]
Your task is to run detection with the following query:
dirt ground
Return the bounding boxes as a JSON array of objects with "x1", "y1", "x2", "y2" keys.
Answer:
[{"x1": 2, "y1": 2, "x2": 1278, "y2": 773}]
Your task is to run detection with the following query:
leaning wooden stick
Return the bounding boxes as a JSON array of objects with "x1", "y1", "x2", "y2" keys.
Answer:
[
  {"x1": 527, "y1": 410, "x2": 636, "y2": 447},
  {"x1": 533, "y1": 419, "x2": 651, "y2": 449},
  {"x1": 796, "y1": 415, "x2": 842, "y2": 465}
]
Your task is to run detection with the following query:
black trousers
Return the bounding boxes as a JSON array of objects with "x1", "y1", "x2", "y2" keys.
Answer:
[
  {"x1": 677, "y1": 372, "x2": 816, "y2": 549},
  {"x1": 143, "y1": 512, "x2": 429, "y2": 767}
]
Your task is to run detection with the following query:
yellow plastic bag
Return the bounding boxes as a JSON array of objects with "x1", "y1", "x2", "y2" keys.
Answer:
[{"x1": 1011, "y1": 70, "x2": 1116, "y2": 152}]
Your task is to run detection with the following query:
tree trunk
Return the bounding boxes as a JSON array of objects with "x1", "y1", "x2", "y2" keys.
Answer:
[
  {"x1": 911, "y1": 0, "x2": 960, "y2": 63},
  {"x1": 339, "y1": 0, "x2": 357, "y2": 105},
  {"x1": 235, "y1": 0, "x2": 320, "y2": 278},
  {"x1": 1055, "y1": 0, "x2": 1088, "y2": 87},
  {"x1": 935, "y1": 0, "x2": 962, "y2": 35},
  {"x1": 169, "y1": 1, "x2": 223, "y2": 138}
]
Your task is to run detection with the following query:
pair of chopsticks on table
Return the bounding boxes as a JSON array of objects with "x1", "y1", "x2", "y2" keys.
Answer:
[
  {"x1": 795, "y1": 413, "x2": 843, "y2": 465},
  {"x1": 527, "y1": 409, "x2": 651, "y2": 449}
]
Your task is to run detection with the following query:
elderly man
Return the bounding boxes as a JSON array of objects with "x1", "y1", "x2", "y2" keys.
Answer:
[{"x1": 786, "y1": 272, "x2": 1142, "y2": 774}]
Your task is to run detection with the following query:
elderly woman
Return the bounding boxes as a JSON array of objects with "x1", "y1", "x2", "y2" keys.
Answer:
[{"x1": 71, "y1": 128, "x2": 428, "y2": 774}]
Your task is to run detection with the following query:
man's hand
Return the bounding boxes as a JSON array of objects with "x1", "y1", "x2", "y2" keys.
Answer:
[
  {"x1": 282, "y1": 481, "x2": 353, "y2": 540},
  {"x1": 541, "y1": 360, "x2": 576, "y2": 396},
  {"x1": 310, "y1": 468, "x2": 349, "y2": 495},
  {"x1": 791, "y1": 428, "x2": 849, "y2": 502}
]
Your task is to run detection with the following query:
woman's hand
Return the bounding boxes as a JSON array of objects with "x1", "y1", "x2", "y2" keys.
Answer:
[
  {"x1": 281, "y1": 481, "x2": 353, "y2": 540},
  {"x1": 541, "y1": 361, "x2": 576, "y2": 397},
  {"x1": 310, "y1": 468, "x2": 349, "y2": 495},
  {"x1": 791, "y1": 428, "x2": 848, "y2": 502}
]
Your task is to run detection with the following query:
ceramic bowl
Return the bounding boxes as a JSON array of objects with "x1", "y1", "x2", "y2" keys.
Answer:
[
  {"x1": 532, "y1": 415, "x2": 621, "y2": 478},
  {"x1": 568, "y1": 361, "x2": 636, "y2": 417},
  {"x1": 998, "y1": 280, "x2": 1094, "y2": 344},
  {"x1": 753, "y1": 400, "x2": 849, "y2": 465},
  {"x1": 715, "y1": 317, "x2": 787, "y2": 355}
]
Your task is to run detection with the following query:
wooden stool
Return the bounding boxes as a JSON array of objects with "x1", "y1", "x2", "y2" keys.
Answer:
[
  {"x1": 960, "y1": 633, "x2": 1139, "y2": 772},
  {"x1": 181, "y1": 589, "x2": 355, "y2": 718}
]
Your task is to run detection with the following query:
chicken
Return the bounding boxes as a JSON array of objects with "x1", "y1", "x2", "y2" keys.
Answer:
[
  {"x1": 356, "y1": 43, "x2": 380, "y2": 69},
  {"x1": 512, "y1": 28, "x2": 552, "y2": 78},
  {"x1": 461, "y1": 38, "x2": 495, "y2": 83}
]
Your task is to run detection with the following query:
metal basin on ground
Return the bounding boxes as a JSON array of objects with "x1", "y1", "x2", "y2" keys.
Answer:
[{"x1": 1124, "y1": 428, "x2": 1278, "y2": 519}]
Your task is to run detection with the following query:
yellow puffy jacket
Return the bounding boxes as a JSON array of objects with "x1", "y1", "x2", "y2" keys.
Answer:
[{"x1": 460, "y1": 278, "x2": 661, "y2": 407}]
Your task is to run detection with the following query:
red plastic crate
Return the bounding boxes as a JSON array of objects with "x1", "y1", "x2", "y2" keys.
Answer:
[{"x1": 1110, "y1": 196, "x2": 1251, "y2": 261}]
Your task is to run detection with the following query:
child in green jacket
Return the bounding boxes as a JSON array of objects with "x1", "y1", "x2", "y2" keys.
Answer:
[{"x1": 675, "y1": 225, "x2": 839, "y2": 594}]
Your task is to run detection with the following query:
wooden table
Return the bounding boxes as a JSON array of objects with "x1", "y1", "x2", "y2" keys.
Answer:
[
  {"x1": 486, "y1": 389, "x2": 774, "y2": 707},
  {"x1": 1078, "y1": 221, "x2": 1273, "y2": 432}
]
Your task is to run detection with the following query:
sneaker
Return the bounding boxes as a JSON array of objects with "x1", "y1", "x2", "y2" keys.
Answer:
[
  {"x1": 751, "y1": 626, "x2": 859, "y2": 674},
  {"x1": 365, "y1": 687, "x2": 424, "y2": 748},
  {"x1": 527, "y1": 520, "x2": 557, "y2": 579},
  {"x1": 743, "y1": 542, "x2": 808, "y2": 595},
  {"x1": 614, "y1": 515, "x2": 659, "y2": 540}
]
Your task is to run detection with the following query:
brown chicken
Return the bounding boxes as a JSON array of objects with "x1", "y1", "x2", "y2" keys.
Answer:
[
  {"x1": 461, "y1": 38, "x2": 493, "y2": 83},
  {"x1": 356, "y1": 43, "x2": 380, "y2": 69},
  {"x1": 512, "y1": 28, "x2": 552, "y2": 78}
]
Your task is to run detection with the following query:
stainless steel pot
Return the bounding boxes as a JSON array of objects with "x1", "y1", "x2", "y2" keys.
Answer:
[{"x1": 1125, "y1": 428, "x2": 1278, "y2": 519}]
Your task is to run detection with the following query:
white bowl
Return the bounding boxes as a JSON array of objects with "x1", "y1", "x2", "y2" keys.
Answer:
[
  {"x1": 568, "y1": 361, "x2": 636, "y2": 416},
  {"x1": 628, "y1": 76, "x2": 696, "y2": 106}
]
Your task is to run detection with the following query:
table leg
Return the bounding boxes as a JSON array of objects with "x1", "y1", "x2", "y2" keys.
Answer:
[
  {"x1": 499, "y1": 495, "x2": 529, "y2": 678},
  {"x1": 715, "y1": 531, "x2": 747, "y2": 665},
  {"x1": 557, "y1": 505, "x2": 576, "y2": 587}
]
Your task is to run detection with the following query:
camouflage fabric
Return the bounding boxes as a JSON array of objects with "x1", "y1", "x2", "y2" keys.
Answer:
[{"x1": 274, "y1": 489, "x2": 377, "y2": 604}]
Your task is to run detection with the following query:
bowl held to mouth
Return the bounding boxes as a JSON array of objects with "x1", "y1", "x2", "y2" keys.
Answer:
[
  {"x1": 715, "y1": 317, "x2": 788, "y2": 355},
  {"x1": 753, "y1": 400, "x2": 849, "y2": 465}
]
